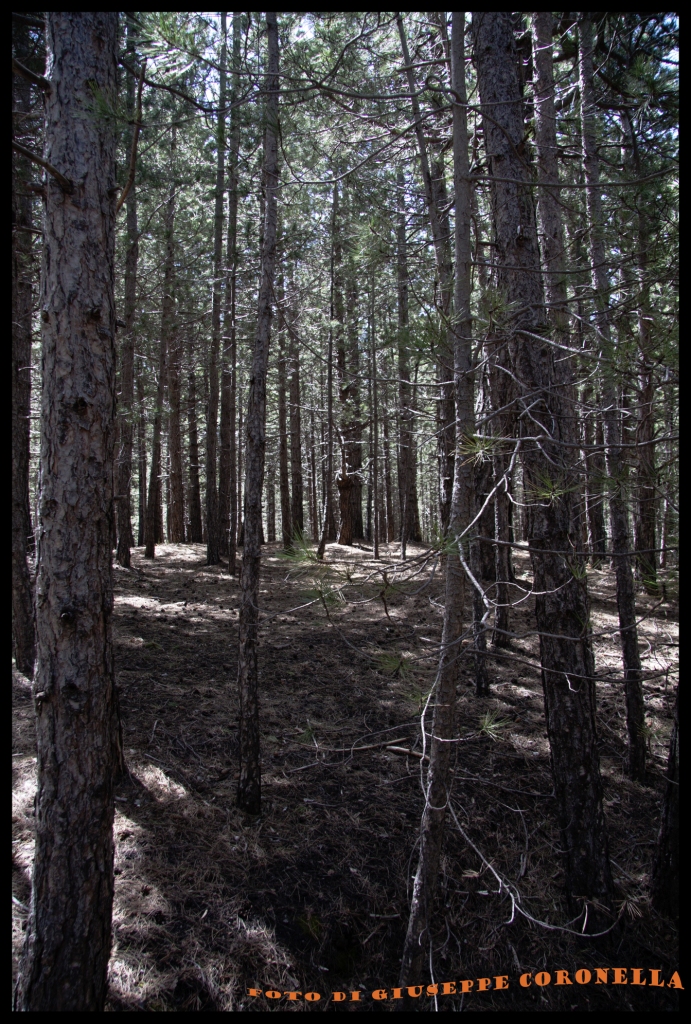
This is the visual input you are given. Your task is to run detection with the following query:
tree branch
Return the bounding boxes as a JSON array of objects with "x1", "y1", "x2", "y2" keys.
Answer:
[
  {"x1": 12, "y1": 140, "x2": 73, "y2": 193},
  {"x1": 116, "y1": 60, "x2": 146, "y2": 213},
  {"x1": 12, "y1": 56, "x2": 50, "y2": 93}
]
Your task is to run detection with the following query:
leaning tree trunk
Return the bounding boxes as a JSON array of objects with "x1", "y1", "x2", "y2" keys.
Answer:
[
  {"x1": 236, "y1": 11, "x2": 280, "y2": 815},
  {"x1": 400, "y1": 13, "x2": 474, "y2": 984},
  {"x1": 12, "y1": 31, "x2": 36, "y2": 676},
  {"x1": 579, "y1": 14, "x2": 646, "y2": 782},
  {"x1": 474, "y1": 10, "x2": 613, "y2": 920},
  {"x1": 14, "y1": 13, "x2": 121, "y2": 1012}
]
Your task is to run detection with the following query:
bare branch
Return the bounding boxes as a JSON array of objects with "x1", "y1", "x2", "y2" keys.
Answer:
[
  {"x1": 12, "y1": 56, "x2": 50, "y2": 93},
  {"x1": 12, "y1": 140, "x2": 73, "y2": 193}
]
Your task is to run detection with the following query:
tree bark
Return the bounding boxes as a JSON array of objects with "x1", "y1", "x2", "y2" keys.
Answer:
[
  {"x1": 277, "y1": 297, "x2": 292, "y2": 547},
  {"x1": 400, "y1": 13, "x2": 473, "y2": 983},
  {"x1": 474, "y1": 10, "x2": 613, "y2": 917},
  {"x1": 237, "y1": 11, "x2": 279, "y2": 815},
  {"x1": 136, "y1": 358, "x2": 147, "y2": 546},
  {"x1": 164, "y1": 144, "x2": 183, "y2": 544},
  {"x1": 396, "y1": 170, "x2": 421, "y2": 554},
  {"x1": 317, "y1": 298, "x2": 336, "y2": 558},
  {"x1": 370, "y1": 277, "x2": 379, "y2": 560},
  {"x1": 144, "y1": 130, "x2": 175, "y2": 559},
  {"x1": 309, "y1": 406, "x2": 319, "y2": 540},
  {"x1": 12, "y1": 23, "x2": 36, "y2": 676},
  {"x1": 115, "y1": 16, "x2": 140, "y2": 566},
  {"x1": 186, "y1": 337, "x2": 203, "y2": 542},
  {"x1": 578, "y1": 14, "x2": 646, "y2": 782},
  {"x1": 219, "y1": 12, "x2": 241, "y2": 561},
  {"x1": 205, "y1": 12, "x2": 227, "y2": 565},
  {"x1": 15, "y1": 13, "x2": 120, "y2": 1011},
  {"x1": 287, "y1": 277, "x2": 304, "y2": 538}
]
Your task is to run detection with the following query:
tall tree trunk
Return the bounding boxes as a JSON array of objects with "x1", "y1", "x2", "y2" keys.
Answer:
[
  {"x1": 116, "y1": 16, "x2": 140, "y2": 566},
  {"x1": 396, "y1": 170, "x2": 420, "y2": 554},
  {"x1": 474, "y1": 10, "x2": 613, "y2": 917},
  {"x1": 144, "y1": 129, "x2": 176, "y2": 559},
  {"x1": 651, "y1": 688, "x2": 678, "y2": 919},
  {"x1": 346, "y1": 266, "x2": 364, "y2": 540},
  {"x1": 137, "y1": 359, "x2": 147, "y2": 546},
  {"x1": 164, "y1": 143, "x2": 183, "y2": 544},
  {"x1": 287, "y1": 279, "x2": 304, "y2": 538},
  {"x1": 11, "y1": 26, "x2": 36, "y2": 676},
  {"x1": 309, "y1": 406, "x2": 319, "y2": 540},
  {"x1": 397, "y1": 14, "x2": 455, "y2": 533},
  {"x1": 116, "y1": 14, "x2": 143, "y2": 569},
  {"x1": 206, "y1": 12, "x2": 227, "y2": 565},
  {"x1": 277, "y1": 298, "x2": 292, "y2": 547},
  {"x1": 237, "y1": 377, "x2": 243, "y2": 544},
  {"x1": 317, "y1": 290, "x2": 336, "y2": 558},
  {"x1": 15, "y1": 14, "x2": 120, "y2": 1011},
  {"x1": 144, "y1": 335, "x2": 166, "y2": 557},
  {"x1": 186, "y1": 337, "x2": 203, "y2": 542},
  {"x1": 237, "y1": 11, "x2": 280, "y2": 814},
  {"x1": 219, "y1": 13, "x2": 241, "y2": 561},
  {"x1": 400, "y1": 13, "x2": 473, "y2": 982},
  {"x1": 370, "y1": 278, "x2": 380, "y2": 559},
  {"x1": 578, "y1": 14, "x2": 646, "y2": 783},
  {"x1": 383, "y1": 398, "x2": 395, "y2": 542},
  {"x1": 266, "y1": 461, "x2": 276, "y2": 542}
]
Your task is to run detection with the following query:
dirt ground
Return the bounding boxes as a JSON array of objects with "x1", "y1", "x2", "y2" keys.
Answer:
[{"x1": 12, "y1": 541, "x2": 679, "y2": 1011}]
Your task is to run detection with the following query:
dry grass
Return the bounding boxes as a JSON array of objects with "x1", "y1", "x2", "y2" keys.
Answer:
[{"x1": 12, "y1": 542, "x2": 679, "y2": 1011}]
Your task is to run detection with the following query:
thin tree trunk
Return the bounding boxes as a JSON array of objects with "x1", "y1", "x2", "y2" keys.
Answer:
[
  {"x1": 317, "y1": 295, "x2": 335, "y2": 559},
  {"x1": 266, "y1": 461, "x2": 276, "y2": 542},
  {"x1": 579, "y1": 14, "x2": 646, "y2": 782},
  {"x1": 237, "y1": 377, "x2": 243, "y2": 545},
  {"x1": 383, "y1": 399, "x2": 395, "y2": 542},
  {"x1": 309, "y1": 406, "x2": 319, "y2": 540},
  {"x1": 144, "y1": 333, "x2": 166, "y2": 558},
  {"x1": 116, "y1": 16, "x2": 140, "y2": 566},
  {"x1": 236, "y1": 11, "x2": 280, "y2": 815},
  {"x1": 11, "y1": 31, "x2": 36, "y2": 676},
  {"x1": 219, "y1": 13, "x2": 241, "y2": 560},
  {"x1": 400, "y1": 13, "x2": 473, "y2": 982},
  {"x1": 144, "y1": 129, "x2": 176, "y2": 559},
  {"x1": 205, "y1": 12, "x2": 227, "y2": 565},
  {"x1": 397, "y1": 14, "x2": 455, "y2": 533},
  {"x1": 164, "y1": 151, "x2": 183, "y2": 544},
  {"x1": 396, "y1": 170, "x2": 420, "y2": 555},
  {"x1": 277, "y1": 302, "x2": 292, "y2": 547},
  {"x1": 474, "y1": 10, "x2": 613, "y2": 917},
  {"x1": 370, "y1": 278, "x2": 380, "y2": 560},
  {"x1": 137, "y1": 359, "x2": 147, "y2": 546},
  {"x1": 287, "y1": 278, "x2": 304, "y2": 538},
  {"x1": 15, "y1": 14, "x2": 121, "y2": 1010},
  {"x1": 186, "y1": 337, "x2": 203, "y2": 542}
]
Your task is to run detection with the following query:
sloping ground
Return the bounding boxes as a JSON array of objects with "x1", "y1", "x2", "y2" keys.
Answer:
[{"x1": 13, "y1": 542, "x2": 678, "y2": 1011}]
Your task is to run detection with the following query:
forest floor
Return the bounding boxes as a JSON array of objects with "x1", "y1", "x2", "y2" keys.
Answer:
[{"x1": 12, "y1": 541, "x2": 679, "y2": 1012}]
